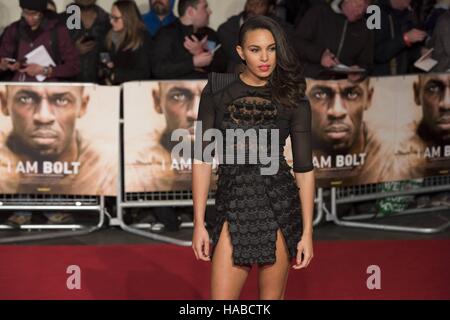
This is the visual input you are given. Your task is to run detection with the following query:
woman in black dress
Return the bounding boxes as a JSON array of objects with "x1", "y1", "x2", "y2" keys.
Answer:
[{"x1": 192, "y1": 15, "x2": 315, "y2": 300}]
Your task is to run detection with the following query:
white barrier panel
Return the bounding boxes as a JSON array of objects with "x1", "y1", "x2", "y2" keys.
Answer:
[
  {"x1": 298, "y1": 74, "x2": 450, "y2": 187},
  {"x1": 0, "y1": 82, "x2": 120, "y2": 195}
]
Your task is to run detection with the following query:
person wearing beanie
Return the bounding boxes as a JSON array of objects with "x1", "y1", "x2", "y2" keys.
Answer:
[{"x1": 0, "y1": 0, "x2": 80, "y2": 82}]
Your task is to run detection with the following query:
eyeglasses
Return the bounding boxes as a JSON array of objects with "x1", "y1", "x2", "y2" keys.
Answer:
[{"x1": 109, "y1": 15, "x2": 123, "y2": 22}]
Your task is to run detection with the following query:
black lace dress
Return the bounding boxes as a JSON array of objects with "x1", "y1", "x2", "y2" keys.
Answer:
[{"x1": 194, "y1": 74, "x2": 314, "y2": 266}]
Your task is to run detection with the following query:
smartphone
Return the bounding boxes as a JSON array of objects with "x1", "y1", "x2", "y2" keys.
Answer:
[
  {"x1": 211, "y1": 43, "x2": 222, "y2": 55},
  {"x1": 206, "y1": 40, "x2": 216, "y2": 52},
  {"x1": 100, "y1": 52, "x2": 111, "y2": 64},
  {"x1": 81, "y1": 34, "x2": 96, "y2": 43}
]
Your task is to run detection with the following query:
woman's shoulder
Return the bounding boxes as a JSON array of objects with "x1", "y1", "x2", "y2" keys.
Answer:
[{"x1": 206, "y1": 72, "x2": 239, "y2": 94}]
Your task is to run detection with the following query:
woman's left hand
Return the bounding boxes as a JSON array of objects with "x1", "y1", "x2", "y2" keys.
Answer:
[{"x1": 293, "y1": 234, "x2": 313, "y2": 270}]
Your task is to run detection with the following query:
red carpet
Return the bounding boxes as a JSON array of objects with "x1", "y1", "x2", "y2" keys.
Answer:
[{"x1": 0, "y1": 239, "x2": 449, "y2": 300}]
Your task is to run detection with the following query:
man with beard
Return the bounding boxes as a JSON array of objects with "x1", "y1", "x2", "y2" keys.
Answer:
[
  {"x1": 306, "y1": 77, "x2": 400, "y2": 185},
  {"x1": 142, "y1": 0, "x2": 176, "y2": 38},
  {"x1": 126, "y1": 81, "x2": 206, "y2": 192},
  {"x1": 396, "y1": 73, "x2": 450, "y2": 178}
]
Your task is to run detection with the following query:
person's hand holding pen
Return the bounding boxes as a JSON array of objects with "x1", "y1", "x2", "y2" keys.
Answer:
[{"x1": 321, "y1": 48, "x2": 339, "y2": 68}]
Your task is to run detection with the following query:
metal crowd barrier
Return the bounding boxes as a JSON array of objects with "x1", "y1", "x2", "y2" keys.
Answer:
[
  {"x1": 117, "y1": 188, "x2": 324, "y2": 247},
  {"x1": 328, "y1": 176, "x2": 450, "y2": 233},
  {"x1": 0, "y1": 194, "x2": 105, "y2": 244}
]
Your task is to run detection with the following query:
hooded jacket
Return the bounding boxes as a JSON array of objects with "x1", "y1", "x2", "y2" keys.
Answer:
[
  {"x1": 373, "y1": 0, "x2": 422, "y2": 76},
  {"x1": 0, "y1": 11, "x2": 80, "y2": 82},
  {"x1": 294, "y1": 1, "x2": 374, "y2": 79},
  {"x1": 60, "y1": 3, "x2": 111, "y2": 83}
]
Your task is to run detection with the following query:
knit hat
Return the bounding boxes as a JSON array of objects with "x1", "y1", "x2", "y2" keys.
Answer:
[{"x1": 19, "y1": 0, "x2": 48, "y2": 12}]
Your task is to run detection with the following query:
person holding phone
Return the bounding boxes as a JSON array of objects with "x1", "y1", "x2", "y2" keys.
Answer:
[
  {"x1": 151, "y1": 0, "x2": 227, "y2": 79},
  {"x1": 294, "y1": 0, "x2": 373, "y2": 80},
  {"x1": 98, "y1": 0, "x2": 152, "y2": 85},
  {"x1": 60, "y1": 0, "x2": 111, "y2": 83},
  {"x1": 0, "y1": 0, "x2": 80, "y2": 82},
  {"x1": 373, "y1": 0, "x2": 427, "y2": 76}
]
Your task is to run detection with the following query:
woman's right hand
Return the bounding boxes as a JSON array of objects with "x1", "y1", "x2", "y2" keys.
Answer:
[{"x1": 192, "y1": 224, "x2": 211, "y2": 261}]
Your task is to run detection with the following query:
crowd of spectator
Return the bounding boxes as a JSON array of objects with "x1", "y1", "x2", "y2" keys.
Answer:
[{"x1": 1, "y1": 0, "x2": 449, "y2": 85}]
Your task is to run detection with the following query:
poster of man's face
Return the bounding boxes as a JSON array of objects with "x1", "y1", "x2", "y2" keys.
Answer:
[
  {"x1": 308, "y1": 78, "x2": 373, "y2": 155},
  {"x1": 414, "y1": 74, "x2": 450, "y2": 144},
  {"x1": 408, "y1": 73, "x2": 450, "y2": 176},
  {"x1": 124, "y1": 80, "x2": 214, "y2": 193},
  {"x1": 152, "y1": 81, "x2": 203, "y2": 142},
  {"x1": 300, "y1": 78, "x2": 384, "y2": 186},
  {"x1": 1, "y1": 85, "x2": 88, "y2": 159},
  {"x1": 0, "y1": 84, "x2": 119, "y2": 195}
]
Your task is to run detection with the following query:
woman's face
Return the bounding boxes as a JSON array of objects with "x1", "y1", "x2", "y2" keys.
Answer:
[
  {"x1": 110, "y1": 5, "x2": 124, "y2": 32},
  {"x1": 236, "y1": 28, "x2": 277, "y2": 79}
]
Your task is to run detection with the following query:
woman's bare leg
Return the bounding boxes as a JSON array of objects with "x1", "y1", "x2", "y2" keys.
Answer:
[
  {"x1": 211, "y1": 220, "x2": 251, "y2": 300},
  {"x1": 258, "y1": 229, "x2": 291, "y2": 300}
]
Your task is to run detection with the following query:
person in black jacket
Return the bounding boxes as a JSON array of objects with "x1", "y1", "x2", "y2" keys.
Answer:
[
  {"x1": 60, "y1": 0, "x2": 111, "y2": 83},
  {"x1": 373, "y1": 0, "x2": 427, "y2": 76},
  {"x1": 294, "y1": 0, "x2": 373, "y2": 79},
  {"x1": 151, "y1": 0, "x2": 226, "y2": 79},
  {"x1": 100, "y1": 0, "x2": 152, "y2": 85}
]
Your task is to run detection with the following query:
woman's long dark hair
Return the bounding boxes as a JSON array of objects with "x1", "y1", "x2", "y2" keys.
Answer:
[{"x1": 238, "y1": 16, "x2": 306, "y2": 109}]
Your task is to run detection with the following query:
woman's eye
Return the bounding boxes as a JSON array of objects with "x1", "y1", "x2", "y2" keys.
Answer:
[
  {"x1": 250, "y1": 48, "x2": 258, "y2": 53},
  {"x1": 269, "y1": 47, "x2": 276, "y2": 52}
]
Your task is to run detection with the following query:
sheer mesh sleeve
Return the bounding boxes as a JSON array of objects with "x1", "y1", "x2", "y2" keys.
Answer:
[
  {"x1": 193, "y1": 81, "x2": 216, "y2": 163},
  {"x1": 290, "y1": 98, "x2": 314, "y2": 173}
]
